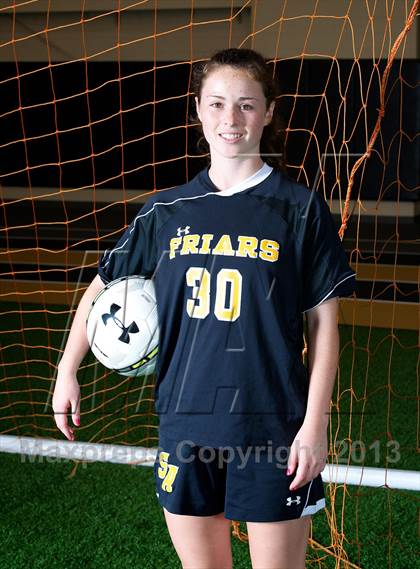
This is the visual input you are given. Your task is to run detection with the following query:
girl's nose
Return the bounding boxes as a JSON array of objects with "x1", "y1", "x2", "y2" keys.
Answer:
[{"x1": 223, "y1": 106, "x2": 238, "y2": 126}]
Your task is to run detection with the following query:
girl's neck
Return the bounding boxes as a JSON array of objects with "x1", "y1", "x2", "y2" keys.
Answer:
[{"x1": 208, "y1": 157, "x2": 265, "y2": 191}]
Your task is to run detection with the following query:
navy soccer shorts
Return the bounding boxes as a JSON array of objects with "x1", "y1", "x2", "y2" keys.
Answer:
[{"x1": 153, "y1": 432, "x2": 326, "y2": 523}]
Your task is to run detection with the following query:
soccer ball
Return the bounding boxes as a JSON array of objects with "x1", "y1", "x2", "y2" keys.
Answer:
[{"x1": 86, "y1": 275, "x2": 159, "y2": 376}]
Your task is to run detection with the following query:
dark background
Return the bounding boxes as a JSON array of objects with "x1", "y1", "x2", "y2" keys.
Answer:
[{"x1": 0, "y1": 59, "x2": 418, "y2": 201}]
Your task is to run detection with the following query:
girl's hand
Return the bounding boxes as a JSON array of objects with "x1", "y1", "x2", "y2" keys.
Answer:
[
  {"x1": 52, "y1": 372, "x2": 81, "y2": 441},
  {"x1": 286, "y1": 422, "x2": 328, "y2": 491}
]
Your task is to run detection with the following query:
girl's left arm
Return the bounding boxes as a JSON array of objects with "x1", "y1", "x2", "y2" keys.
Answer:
[
  {"x1": 304, "y1": 296, "x2": 339, "y2": 429},
  {"x1": 286, "y1": 296, "x2": 340, "y2": 490}
]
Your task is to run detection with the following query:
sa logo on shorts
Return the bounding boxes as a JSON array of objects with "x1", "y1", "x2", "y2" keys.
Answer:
[{"x1": 157, "y1": 451, "x2": 179, "y2": 493}]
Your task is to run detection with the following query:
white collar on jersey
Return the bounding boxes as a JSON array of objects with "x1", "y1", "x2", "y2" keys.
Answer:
[{"x1": 211, "y1": 162, "x2": 273, "y2": 196}]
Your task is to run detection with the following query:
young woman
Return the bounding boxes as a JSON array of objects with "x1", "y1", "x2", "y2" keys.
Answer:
[{"x1": 53, "y1": 48, "x2": 356, "y2": 569}]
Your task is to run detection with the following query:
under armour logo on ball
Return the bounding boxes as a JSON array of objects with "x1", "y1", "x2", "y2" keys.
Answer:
[
  {"x1": 286, "y1": 496, "x2": 301, "y2": 506},
  {"x1": 102, "y1": 303, "x2": 139, "y2": 344},
  {"x1": 176, "y1": 226, "x2": 190, "y2": 236}
]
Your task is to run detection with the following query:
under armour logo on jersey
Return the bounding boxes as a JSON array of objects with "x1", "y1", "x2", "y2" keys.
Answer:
[
  {"x1": 102, "y1": 303, "x2": 139, "y2": 344},
  {"x1": 176, "y1": 225, "x2": 190, "y2": 236},
  {"x1": 286, "y1": 496, "x2": 301, "y2": 506}
]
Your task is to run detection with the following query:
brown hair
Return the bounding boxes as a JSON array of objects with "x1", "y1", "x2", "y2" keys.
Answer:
[{"x1": 191, "y1": 48, "x2": 286, "y2": 171}]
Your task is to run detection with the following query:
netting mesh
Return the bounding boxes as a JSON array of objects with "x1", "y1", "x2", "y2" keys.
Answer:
[{"x1": 0, "y1": 1, "x2": 419, "y2": 567}]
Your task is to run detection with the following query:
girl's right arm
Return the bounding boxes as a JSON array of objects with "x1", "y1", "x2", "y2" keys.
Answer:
[{"x1": 52, "y1": 274, "x2": 105, "y2": 441}]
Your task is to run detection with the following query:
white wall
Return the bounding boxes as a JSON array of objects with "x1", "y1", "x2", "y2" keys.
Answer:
[{"x1": 0, "y1": 0, "x2": 417, "y2": 61}]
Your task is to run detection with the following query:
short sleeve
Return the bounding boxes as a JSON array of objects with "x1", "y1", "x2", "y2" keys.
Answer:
[
  {"x1": 301, "y1": 192, "x2": 356, "y2": 313},
  {"x1": 98, "y1": 202, "x2": 157, "y2": 284}
]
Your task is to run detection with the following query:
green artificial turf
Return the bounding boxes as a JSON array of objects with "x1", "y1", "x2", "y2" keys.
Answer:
[
  {"x1": 1, "y1": 303, "x2": 419, "y2": 567},
  {"x1": 0, "y1": 451, "x2": 418, "y2": 568}
]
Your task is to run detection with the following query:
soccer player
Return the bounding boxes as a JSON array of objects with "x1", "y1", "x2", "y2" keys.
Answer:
[{"x1": 53, "y1": 48, "x2": 356, "y2": 568}]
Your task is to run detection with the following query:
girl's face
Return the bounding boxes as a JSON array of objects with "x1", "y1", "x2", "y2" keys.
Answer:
[{"x1": 195, "y1": 65, "x2": 275, "y2": 162}]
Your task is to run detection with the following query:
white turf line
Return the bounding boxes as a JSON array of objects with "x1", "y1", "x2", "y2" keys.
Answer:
[{"x1": 0, "y1": 435, "x2": 419, "y2": 491}]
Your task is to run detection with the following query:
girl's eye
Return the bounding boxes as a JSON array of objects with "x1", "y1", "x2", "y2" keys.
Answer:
[{"x1": 209, "y1": 102, "x2": 253, "y2": 110}]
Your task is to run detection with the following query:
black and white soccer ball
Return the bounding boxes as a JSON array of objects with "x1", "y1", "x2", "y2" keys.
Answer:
[{"x1": 86, "y1": 276, "x2": 159, "y2": 376}]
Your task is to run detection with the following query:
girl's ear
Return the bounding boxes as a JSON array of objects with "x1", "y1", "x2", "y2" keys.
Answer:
[
  {"x1": 264, "y1": 100, "x2": 275, "y2": 126},
  {"x1": 195, "y1": 96, "x2": 201, "y2": 122}
]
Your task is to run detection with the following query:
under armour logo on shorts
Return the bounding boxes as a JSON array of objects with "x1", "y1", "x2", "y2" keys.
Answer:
[
  {"x1": 286, "y1": 496, "x2": 301, "y2": 506},
  {"x1": 177, "y1": 226, "x2": 190, "y2": 236}
]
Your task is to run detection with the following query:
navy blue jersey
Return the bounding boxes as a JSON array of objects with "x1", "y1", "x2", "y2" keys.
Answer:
[{"x1": 98, "y1": 165, "x2": 356, "y2": 448}]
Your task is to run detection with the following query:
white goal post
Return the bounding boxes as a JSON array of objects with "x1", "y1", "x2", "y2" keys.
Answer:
[{"x1": 1, "y1": 435, "x2": 419, "y2": 492}]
